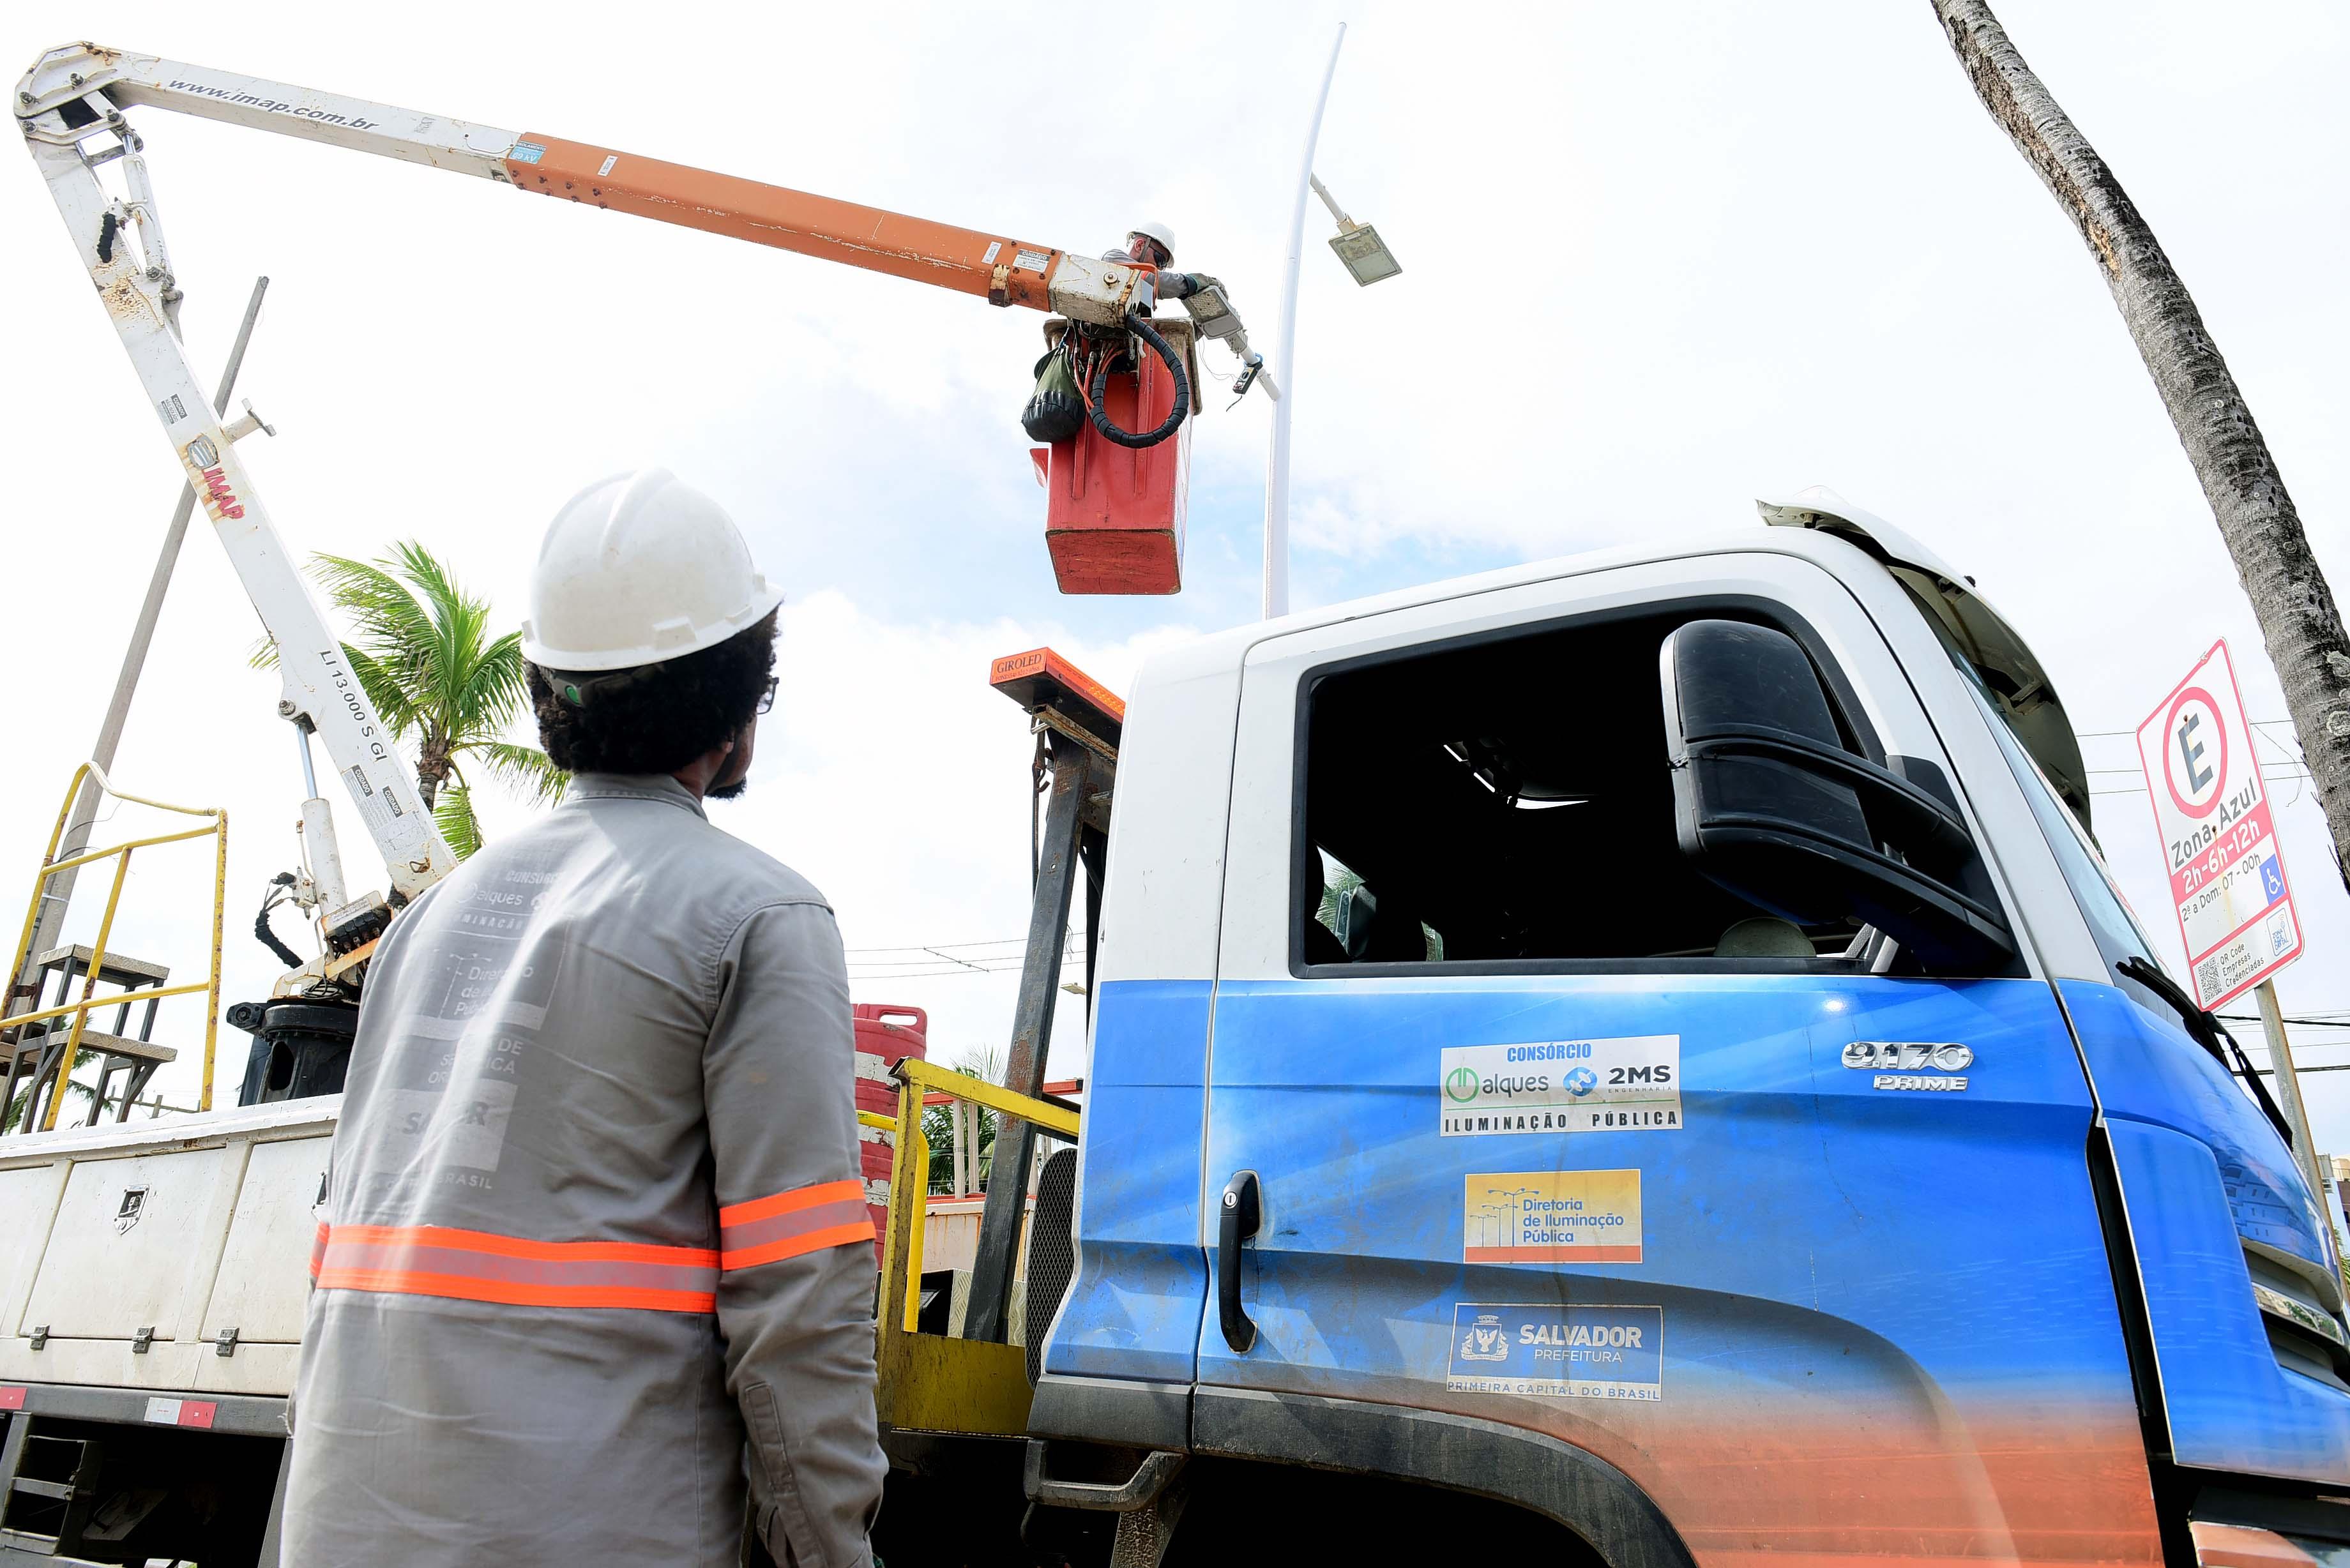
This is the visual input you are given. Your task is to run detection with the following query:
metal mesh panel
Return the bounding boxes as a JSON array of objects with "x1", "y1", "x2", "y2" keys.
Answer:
[{"x1": 1024, "y1": 1146, "x2": 1079, "y2": 1385}]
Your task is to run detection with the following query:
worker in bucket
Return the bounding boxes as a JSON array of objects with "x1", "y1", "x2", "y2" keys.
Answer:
[{"x1": 283, "y1": 470, "x2": 887, "y2": 1568}]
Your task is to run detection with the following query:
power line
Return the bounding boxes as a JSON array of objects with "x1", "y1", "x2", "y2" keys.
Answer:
[
  {"x1": 844, "y1": 930, "x2": 1082, "y2": 982},
  {"x1": 2076, "y1": 717, "x2": 2300, "y2": 740}
]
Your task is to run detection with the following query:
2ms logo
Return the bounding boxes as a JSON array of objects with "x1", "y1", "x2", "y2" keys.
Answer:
[{"x1": 1441, "y1": 1042, "x2": 1678, "y2": 1106}]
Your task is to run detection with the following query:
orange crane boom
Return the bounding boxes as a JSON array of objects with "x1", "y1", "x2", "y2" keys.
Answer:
[{"x1": 506, "y1": 132, "x2": 1063, "y2": 310}]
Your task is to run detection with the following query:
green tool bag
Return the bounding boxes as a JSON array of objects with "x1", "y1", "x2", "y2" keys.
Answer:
[{"x1": 1021, "y1": 345, "x2": 1086, "y2": 444}]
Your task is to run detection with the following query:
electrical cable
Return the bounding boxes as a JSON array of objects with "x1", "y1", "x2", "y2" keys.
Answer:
[
  {"x1": 1084, "y1": 309, "x2": 1190, "y2": 449},
  {"x1": 254, "y1": 875, "x2": 304, "y2": 970}
]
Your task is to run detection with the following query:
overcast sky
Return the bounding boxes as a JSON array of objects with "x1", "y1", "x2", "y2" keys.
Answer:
[{"x1": 4, "y1": 2, "x2": 2347, "y2": 1160}]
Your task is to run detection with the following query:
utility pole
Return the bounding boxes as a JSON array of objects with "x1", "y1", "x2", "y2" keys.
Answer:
[
  {"x1": 1934, "y1": 2, "x2": 2350, "y2": 894},
  {"x1": 2255, "y1": 980, "x2": 2328, "y2": 1207},
  {"x1": 9, "y1": 279, "x2": 269, "y2": 1012}
]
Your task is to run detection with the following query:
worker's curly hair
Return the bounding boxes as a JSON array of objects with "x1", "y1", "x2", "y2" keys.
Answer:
[{"x1": 527, "y1": 610, "x2": 778, "y2": 778}]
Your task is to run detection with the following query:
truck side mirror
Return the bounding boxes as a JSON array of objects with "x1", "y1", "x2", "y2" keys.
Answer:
[{"x1": 1660, "y1": 619, "x2": 2015, "y2": 971}]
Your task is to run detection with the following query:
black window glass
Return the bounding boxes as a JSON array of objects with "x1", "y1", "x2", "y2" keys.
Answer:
[{"x1": 1297, "y1": 608, "x2": 1871, "y2": 969}]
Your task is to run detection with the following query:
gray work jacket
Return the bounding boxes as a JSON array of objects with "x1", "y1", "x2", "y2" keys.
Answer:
[{"x1": 284, "y1": 773, "x2": 886, "y2": 1567}]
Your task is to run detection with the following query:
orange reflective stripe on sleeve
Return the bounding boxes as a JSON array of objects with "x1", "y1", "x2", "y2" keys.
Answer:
[
  {"x1": 313, "y1": 1224, "x2": 720, "y2": 1314},
  {"x1": 717, "y1": 1179, "x2": 874, "y2": 1270},
  {"x1": 310, "y1": 1220, "x2": 328, "y2": 1281}
]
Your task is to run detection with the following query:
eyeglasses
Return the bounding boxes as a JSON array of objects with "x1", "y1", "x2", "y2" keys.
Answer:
[{"x1": 755, "y1": 676, "x2": 778, "y2": 716}]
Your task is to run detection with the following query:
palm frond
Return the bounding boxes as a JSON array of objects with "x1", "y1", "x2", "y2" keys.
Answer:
[
  {"x1": 302, "y1": 539, "x2": 563, "y2": 829},
  {"x1": 434, "y1": 780, "x2": 485, "y2": 861},
  {"x1": 388, "y1": 541, "x2": 495, "y2": 736},
  {"x1": 310, "y1": 553, "x2": 441, "y2": 674},
  {"x1": 473, "y1": 741, "x2": 568, "y2": 805},
  {"x1": 451, "y1": 630, "x2": 532, "y2": 744},
  {"x1": 344, "y1": 644, "x2": 425, "y2": 739}
]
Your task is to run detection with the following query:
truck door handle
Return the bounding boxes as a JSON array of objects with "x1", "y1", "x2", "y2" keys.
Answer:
[{"x1": 1218, "y1": 1170, "x2": 1261, "y2": 1353}]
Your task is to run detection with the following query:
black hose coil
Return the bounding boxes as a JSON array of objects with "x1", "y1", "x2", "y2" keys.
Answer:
[{"x1": 1085, "y1": 308, "x2": 1191, "y2": 450}]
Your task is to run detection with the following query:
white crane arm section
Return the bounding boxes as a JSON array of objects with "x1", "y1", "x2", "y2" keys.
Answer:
[
  {"x1": 18, "y1": 45, "x2": 458, "y2": 902},
  {"x1": 20, "y1": 44, "x2": 520, "y2": 179}
]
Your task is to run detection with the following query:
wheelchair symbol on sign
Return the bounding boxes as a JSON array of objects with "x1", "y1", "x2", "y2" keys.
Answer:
[{"x1": 2261, "y1": 858, "x2": 2286, "y2": 903}]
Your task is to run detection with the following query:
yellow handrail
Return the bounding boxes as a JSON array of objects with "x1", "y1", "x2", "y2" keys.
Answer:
[
  {"x1": 876, "y1": 1060, "x2": 1077, "y2": 1341},
  {"x1": 896, "y1": 1057, "x2": 1081, "y2": 1139},
  {"x1": 1, "y1": 762, "x2": 227, "y2": 1128}
]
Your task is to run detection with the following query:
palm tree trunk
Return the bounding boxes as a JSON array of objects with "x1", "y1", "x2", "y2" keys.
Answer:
[
  {"x1": 1934, "y1": 0, "x2": 2350, "y2": 892},
  {"x1": 416, "y1": 733, "x2": 450, "y2": 811}
]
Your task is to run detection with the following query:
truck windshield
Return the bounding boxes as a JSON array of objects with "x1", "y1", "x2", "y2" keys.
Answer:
[{"x1": 1958, "y1": 661, "x2": 2169, "y2": 981}]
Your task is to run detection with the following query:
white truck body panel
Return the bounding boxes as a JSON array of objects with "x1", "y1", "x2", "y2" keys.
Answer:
[{"x1": 0, "y1": 1100, "x2": 336, "y2": 1400}]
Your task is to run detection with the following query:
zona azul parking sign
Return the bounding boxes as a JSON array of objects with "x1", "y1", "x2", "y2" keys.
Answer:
[{"x1": 2134, "y1": 639, "x2": 2303, "y2": 1009}]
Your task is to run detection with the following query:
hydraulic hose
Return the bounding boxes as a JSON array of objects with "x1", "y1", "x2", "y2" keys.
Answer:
[
  {"x1": 1086, "y1": 308, "x2": 1191, "y2": 450},
  {"x1": 254, "y1": 878, "x2": 304, "y2": 970}
]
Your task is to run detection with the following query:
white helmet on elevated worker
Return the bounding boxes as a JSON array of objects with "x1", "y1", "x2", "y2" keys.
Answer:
[
  {"x1": 1126, "y1": 220, "x2": 1177, "y2": 266},
  {"x1": 520, "y1": 468, "x2": 783, "y2": 672}
]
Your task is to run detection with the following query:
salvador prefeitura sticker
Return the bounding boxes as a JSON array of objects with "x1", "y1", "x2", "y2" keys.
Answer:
[
  {"x1": 1447, "y1": 1302, "x2": 1664, "y2": 1400},
  {"x1": 1439, "y1": 1037, "x2": 1681, "y2": 1137},
  {"x1": 1465, "y1": 1170, "x2": 1642, "y2": 1263}
]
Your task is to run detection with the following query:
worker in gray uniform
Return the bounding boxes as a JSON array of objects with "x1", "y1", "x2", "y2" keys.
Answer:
[{"x1": 284, "y1": 469, "x2": 887, "y2": 1567}]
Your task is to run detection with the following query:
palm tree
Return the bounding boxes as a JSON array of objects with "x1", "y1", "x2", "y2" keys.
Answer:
[
  {"x1": 923, "y1": 1043, "x2": 1005, "y2": 1193},
  {"x1": 258, "y1": 541, "x2": 565, "y2": 856},
  {"x1": 1933, "y1": 1, "x2": 2350, "y2": 892}
]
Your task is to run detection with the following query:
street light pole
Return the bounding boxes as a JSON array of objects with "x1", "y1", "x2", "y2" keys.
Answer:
[{"x1": 1262, "y1": 20, "x2": 1346, "y2": 621}]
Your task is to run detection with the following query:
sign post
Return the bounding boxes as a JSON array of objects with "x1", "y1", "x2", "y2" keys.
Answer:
[{"x1": 2135, "y1": 639, "x2": 2320, "y2": 1196}]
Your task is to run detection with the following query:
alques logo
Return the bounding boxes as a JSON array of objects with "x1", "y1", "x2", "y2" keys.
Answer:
[{"x1": 1445, "y1": 1066, "x2": 1482, "y2": 1103}]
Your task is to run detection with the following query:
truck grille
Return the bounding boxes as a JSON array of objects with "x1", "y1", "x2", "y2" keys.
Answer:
[{"x1": 2244, "y1": 1242, "x2": 2350, "y2": 1394}]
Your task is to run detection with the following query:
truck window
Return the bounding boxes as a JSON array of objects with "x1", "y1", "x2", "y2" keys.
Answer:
[
  {"x1": 1959, "y1": 666, "x2": 2168, "y2": 981},
  {"x1": 1296, "y1": 607, "x2": 1882, "y2": 971}
]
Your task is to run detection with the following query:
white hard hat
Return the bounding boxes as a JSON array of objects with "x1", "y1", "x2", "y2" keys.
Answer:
[
  {"x1": 520, "y1": 469, "x2": 783, "y2": 672},
  {"x1": 1126, "y1": 219, "x2": 1177, "y2": 259}
]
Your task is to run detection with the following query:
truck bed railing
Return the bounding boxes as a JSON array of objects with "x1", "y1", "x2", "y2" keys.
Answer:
[
  {"x1": 1, "y1": 764, "x2": 225, "y2": 1131},
  {"x1": 874, "y1": 1056, "x2": 1079, "y2": 1436}
]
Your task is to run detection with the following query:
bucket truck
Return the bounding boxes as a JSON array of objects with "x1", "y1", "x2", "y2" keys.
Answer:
[{"x1": 11, "y1": 41, "x2": 1271, "y2": 1024}]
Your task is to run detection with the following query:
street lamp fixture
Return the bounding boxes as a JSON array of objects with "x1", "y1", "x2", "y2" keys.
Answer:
[{"x1": 1312, "y1": 174, "x2": 1400, "y2": 285}]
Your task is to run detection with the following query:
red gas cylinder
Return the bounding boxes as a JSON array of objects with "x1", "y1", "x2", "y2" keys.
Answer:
[
  {"x1": 853, "y1": 1004, "x2": 927, "y2": 1265},
  {"x1": 1033, "y1": 319, "x2": 1195, "y2": 596}
]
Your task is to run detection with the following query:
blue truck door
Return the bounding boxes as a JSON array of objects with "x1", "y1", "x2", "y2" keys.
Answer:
[{"x1": 1195, "y1": 553, "x2": 2164, "y2": 1564}]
